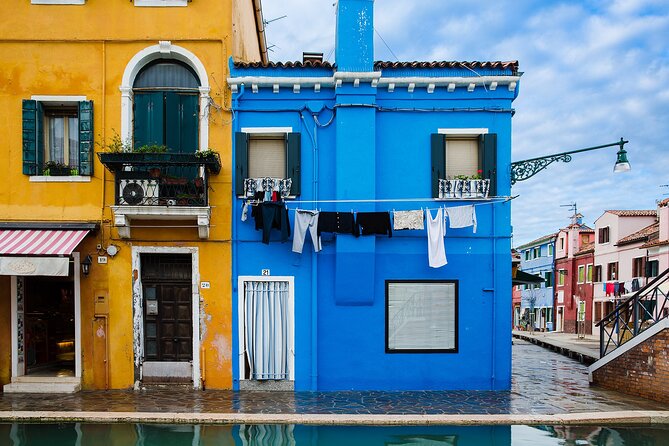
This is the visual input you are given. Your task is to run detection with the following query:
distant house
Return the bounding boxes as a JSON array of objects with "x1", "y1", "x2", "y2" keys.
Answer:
[
  {"x1": 229, "y1": 0, "x2": 521, "y2": 390},
  {"x1": 516, "y1": 234, "x2": 556, "y2": 331},
  {"x1": 592, "y1": 210, "x2": 658, "y2": 333},
  {"x1": 554, "y1": 214, "x2": 594, "y2": 334}
]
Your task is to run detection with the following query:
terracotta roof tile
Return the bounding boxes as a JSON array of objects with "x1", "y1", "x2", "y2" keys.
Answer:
[
  {"x1": 607, "y1": 210, "x2": 657, "y2": 217},
  {"x1": 575, "y1": 242, "x2": 595, "y2": 256},
  {"x1": 616, "y1": 222, "x2": 659, "y2": 246},
  {"x1": 233, "y1": 60, "x2": 519, "y2": 73},
  {"x1": 642, "y1": 239, "x2": 669, "y2": 248},
  {"x1": 233, "y1": 60, "x2": 334, "y2": 68},
  {"x1": 659, "y1": 198, "x2": 669, "y2": 208}
]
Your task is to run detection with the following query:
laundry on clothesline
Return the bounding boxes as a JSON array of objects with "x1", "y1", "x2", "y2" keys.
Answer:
[
  {"x1": 393, "y1": 210, "x2": 424, "y2": 231},
  {"x1": 251, "y1": 202, "x2": 291, "y2": 245},
  {"x1": 292, "y1": 209, "x2": 321, "y2": 254},
  {"x1": 317, "y1": 211, "x2": 359, "y2": 236},
  {"x1": 357, "y1": 212, "x2": 392, "y2": 237},
  {"x1": 445, "y1": 205, "x2": 477, "y2": 233},
  {"x1": 426, "y1": 208, "x2": 447, "y2": 268}
]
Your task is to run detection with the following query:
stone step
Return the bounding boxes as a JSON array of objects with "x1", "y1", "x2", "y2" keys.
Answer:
[{"x1": 3, "y1": 377, "x2": 81, "y2": 394}]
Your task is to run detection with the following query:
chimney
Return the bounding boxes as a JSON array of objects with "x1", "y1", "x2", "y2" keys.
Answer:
[
  {"x1": 302, "y1": 52, "x2": 324, "y2": 64},
  {"x1": 335, "y1": 0, "x2": 374, "y2": 72}
]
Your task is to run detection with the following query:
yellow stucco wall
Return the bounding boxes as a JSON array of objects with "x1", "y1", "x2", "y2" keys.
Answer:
[{"x1": 0, "y1": 0, "x2": 261, "y2": 390}]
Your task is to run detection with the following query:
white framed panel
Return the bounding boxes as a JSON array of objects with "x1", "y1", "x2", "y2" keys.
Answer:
[
  {"x1": 237, "y1": 276, "x2": 295, "y2": 382},
  {"x1": 438, "y1": 128, "x2": 489, "y2": 135}
]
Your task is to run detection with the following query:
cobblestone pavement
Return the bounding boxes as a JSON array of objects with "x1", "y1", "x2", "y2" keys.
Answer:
[{"x1": 0, "y1": 340, "x2": 665, "y2": 415}]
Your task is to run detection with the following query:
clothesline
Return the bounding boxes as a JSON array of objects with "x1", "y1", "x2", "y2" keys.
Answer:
[{"x1": 282, "y1": 196, "x2": 516, "y2": 204}]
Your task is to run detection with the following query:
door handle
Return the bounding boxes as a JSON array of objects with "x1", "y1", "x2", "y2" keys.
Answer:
[{"x1": 173, "y1": 338, "x2": 178, "y2": 343}]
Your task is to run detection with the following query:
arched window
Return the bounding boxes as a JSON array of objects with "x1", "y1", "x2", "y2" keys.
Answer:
[{"x1": 132, "y1": 60, "x2": 200, "y2": 153}]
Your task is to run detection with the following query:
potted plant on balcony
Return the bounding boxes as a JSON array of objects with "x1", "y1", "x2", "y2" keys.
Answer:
[{"x1": 43, "y1": 161, "x2": 74, "y2": 176}]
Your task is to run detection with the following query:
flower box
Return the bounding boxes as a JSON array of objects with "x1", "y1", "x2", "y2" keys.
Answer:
[{"x1": 439, "y1": 179, "x2": 490, "y2": 199}]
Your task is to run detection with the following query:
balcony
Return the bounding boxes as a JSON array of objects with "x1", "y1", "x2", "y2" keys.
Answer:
[{"x1": 98, "y1": 152, "x2": 222, "y2": 239}]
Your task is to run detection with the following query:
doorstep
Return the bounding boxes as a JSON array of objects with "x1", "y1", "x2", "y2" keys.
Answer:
[{"x1": 3, "y1": 376, "x2": 81, "y2": 394}]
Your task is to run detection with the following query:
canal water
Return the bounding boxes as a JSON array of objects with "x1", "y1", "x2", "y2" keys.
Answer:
[{"x1": 1, "y1": 423, "x2": 669, "y2": 445}]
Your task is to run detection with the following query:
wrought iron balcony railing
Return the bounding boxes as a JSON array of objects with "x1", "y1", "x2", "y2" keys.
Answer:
[
  {"x1": 98, "y1": 152, "x2": 221, "y2": 207},
  {"x1": 596, "y1": 267, "x2": 669, "y2": 357}
]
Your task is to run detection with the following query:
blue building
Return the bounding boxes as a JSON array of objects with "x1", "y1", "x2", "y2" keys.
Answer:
[
  {"x1": 229, "y1": 0, "x2": 520, "y2": 391},
  {"x1": 516, "y1": 234, "x2": 556, "y2": 331}
]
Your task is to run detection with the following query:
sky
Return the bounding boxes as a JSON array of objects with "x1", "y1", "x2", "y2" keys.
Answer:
[{"x1": 260, "y1": 0, "x2": 669, "y2": 246}]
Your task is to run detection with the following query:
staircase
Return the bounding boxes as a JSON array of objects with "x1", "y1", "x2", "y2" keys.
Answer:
[
  {"x1": 589, "y1": 267, "x2": 669, "y2": 402},
  {"x1": 3, "y1": 376, "x2": 81, "y2": 393}
]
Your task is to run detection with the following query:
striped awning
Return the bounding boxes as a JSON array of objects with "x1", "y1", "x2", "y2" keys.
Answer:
[{"x1": 0, "y1": 229, "x2": 89, "y2": 255}]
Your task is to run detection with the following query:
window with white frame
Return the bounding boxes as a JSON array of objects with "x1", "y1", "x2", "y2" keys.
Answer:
[
  {"x1": 431, "y1": 130, "x2": 497, "y2": 197},
  {"x1": 22, "y1": 97, "x2": 93, "y2": 176},
  {"x1": 632, "y1": 257, "x2": 645, "y2": 278},
  {"x1": 386, "y1": 280, "x2": 457, "y2": 352},
  {"x1": 548, "y1": 244, "x2": 553, "y2": 256},
  {"x1": 558, "y1": 269, "x2": 566, "y2": 286},
  {"x1": 235, "y1": 130, "x2": 301, "y2": 197},
  {"x1": 577, "y1": 265, "x2": 585, "y2": 284},
  {"x1": 599, "y1": 227, "x2": 610, "y2": 244},
  {"x1": 586, "y1": 264, "x2": 593, "y2": 283}
]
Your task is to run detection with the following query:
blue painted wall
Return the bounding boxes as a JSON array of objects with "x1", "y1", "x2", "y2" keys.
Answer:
[
  {"x1": 518, "y1": 238, "x2": 556, "y2": 326},
  {"x1": 230, "y1": 0, "x2": 519, "y2": 391}
]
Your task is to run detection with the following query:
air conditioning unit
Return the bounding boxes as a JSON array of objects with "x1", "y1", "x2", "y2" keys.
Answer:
[{"x1": 119, "y1": 179, "x2": 159, "y2": 205}]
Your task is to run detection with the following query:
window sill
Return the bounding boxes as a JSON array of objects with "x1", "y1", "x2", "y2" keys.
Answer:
[
  {"x1": 29, "y1": 176, "x2": 91, "y2": 183},
  {"x1": 134, "y1": 0, "x2": 188, "y2": 6},
  {"x1": 31, "y1": 0, "x2": 85, "y2": 4}
]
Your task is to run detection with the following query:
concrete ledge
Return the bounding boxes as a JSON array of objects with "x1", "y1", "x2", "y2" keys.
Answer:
[{"x1": 2, "y1": 410, "x2": 669, "y2": 426}]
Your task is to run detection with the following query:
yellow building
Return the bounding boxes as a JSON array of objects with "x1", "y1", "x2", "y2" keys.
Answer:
[{"x1": 0, "y1": 0, "x2": 266, "y2": 392}]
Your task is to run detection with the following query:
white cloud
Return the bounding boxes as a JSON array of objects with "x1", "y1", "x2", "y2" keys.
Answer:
[{"x1": 260, "y1": 0, "x2": 669, "y2": 246}]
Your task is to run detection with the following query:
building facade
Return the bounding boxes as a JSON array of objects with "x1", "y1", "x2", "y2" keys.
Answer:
[
  {"x1": 0, "y1": 0, "x2": 265, "y2": 391},
  {"x1": 229, "y1": 0, "x2": 520, "y2": 390},
  {"x1": 516, "y1": 235, "x2": 556, "y2": 331},
  {"x1": 592, "y1": 210, "x2": 658, "y2": 334},
  {"x1": 553, "y1": 214, "x2": 594, "y2": 334}
]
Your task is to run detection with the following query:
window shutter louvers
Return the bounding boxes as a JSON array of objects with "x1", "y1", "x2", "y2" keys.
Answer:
[
  {"x1": 235, "y1": 131, "x2": 249, "y2": 195},
  {"x1": 286, "y1": 132, "x2": 301, "y2": 196},
  {"x1": 431, "y1": 133, "x2": 446, "y2": 198},
  {"x1": 22, "y1": 100, "x2": 39, "y2": 175},
  {"x1": 78, "y1": 100, "x2": 94, "y2": 176},
  {"x1": 480, "y1": 133, "x2": 497, "y2": 196}
]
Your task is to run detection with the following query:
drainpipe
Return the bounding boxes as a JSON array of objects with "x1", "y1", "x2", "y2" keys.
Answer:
[
  {"x1": 310, "y1": 114, "x2": 319, "y2": 391},
  {"x1": 491, "y1": 201, "x2": 496, "y2": 388},
  {"x1": 231, "y1": 83, "x2": 245, "y2": 389}
]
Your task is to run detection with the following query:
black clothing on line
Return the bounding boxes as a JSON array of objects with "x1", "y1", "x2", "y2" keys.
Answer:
[
  {"x1": 251, "y1": 202, "x2": 291, "y2": 244},
  {"x1": 356, "y1": 211, "x2": 392, "y2": 237},
  {"x1": 317, "y1": 211, "x2": 359, "y2": 236}
]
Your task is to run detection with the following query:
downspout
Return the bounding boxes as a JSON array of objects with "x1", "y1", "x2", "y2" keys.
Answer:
[
  {"x1": 491, "y1": 201, "x2": 496, "y2": 388},
  {"x1": 310, "y1": 114, "x2": 319, "y2": 391},
  {"x1": 231, "y1": 83, "x2": 245, "y2": 389}
]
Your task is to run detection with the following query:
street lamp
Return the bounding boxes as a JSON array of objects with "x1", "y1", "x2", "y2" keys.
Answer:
[{"x1": 511, "y1": 137, "x2": 630, "y2": 185}]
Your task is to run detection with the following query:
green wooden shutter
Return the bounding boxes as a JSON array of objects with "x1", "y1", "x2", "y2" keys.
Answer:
[
  {"x1": 286, "y1": 132, "x2": 301, "y2": 196},
  {"x1": 179, "y1": 93, "x2": 199, "y2": 153},
  {"x1": 235, "y1": 132, "x2": 249, "y2": 195},
  {"x1": 78, "y1": 100, "x2": 94, "y2": 176},
  {"x1": 431, "y1": 133, "x2": 446, "y2": 198},
  {"x1": 22, "y1": 100, "x2": 38, "y2": 175},
  {"x1": 480, "y1": 133, "x2": 497, "y2": 197},
  {"x1": 36, "y1": 102, "x2": 45, "y2": 174},
  {"x1": 133, "y1": 92, "x2": 164, "y2": 149}
]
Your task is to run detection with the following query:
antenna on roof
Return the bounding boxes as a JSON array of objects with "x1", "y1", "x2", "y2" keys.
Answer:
[
  {"x1": 561, "y1": 202, "x2": 581, "y2": 225},
  {"x1": 263, "y1": 15, "x2": 287, "y2": 27}
]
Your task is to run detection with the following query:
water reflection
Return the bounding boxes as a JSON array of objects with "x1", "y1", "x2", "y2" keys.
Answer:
[{"x1": 1, "y1": 423, "x2": 669, "y2": 445}]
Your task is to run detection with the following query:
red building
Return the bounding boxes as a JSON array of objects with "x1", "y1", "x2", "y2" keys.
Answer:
[{"x1": 554, "y1": 214, "x2": 595, "y2": 334}]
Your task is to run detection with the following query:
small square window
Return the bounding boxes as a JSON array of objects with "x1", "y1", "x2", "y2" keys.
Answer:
[
  {"x1": 248, "y1": 137, "x2": 286, "y2": 179},
  {"x1": 599, "y1": 227, "x2": 610, "y2": 244},
  {"x1": 386, "y1": 280, "x2": 457, "y2": 353},
  {"x1": 445, "y1": 138, "x2": 479, "y2": 179}
]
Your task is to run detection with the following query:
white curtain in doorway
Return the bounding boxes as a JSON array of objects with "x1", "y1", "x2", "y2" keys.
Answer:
[{"x1": 244, "y1": 281, "x2": 289, "y2": 380}]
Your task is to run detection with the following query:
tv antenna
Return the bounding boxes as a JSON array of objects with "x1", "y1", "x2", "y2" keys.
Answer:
[{"x1": 560, "y1": 202, "x2": 577, "y2": 216}]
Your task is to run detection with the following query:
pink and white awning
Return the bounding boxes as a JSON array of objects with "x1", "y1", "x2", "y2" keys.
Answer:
[{"x1": 0, "y1": 230, "x2": 89, "y2": 256}]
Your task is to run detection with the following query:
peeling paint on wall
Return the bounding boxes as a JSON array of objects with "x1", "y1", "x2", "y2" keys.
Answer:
[
  {"x1": 132, "y1": 268, "x2": 143, "y2": 368},
  {"x1": 211, "y1": 333, "x2": 231, "y2": 365}
]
